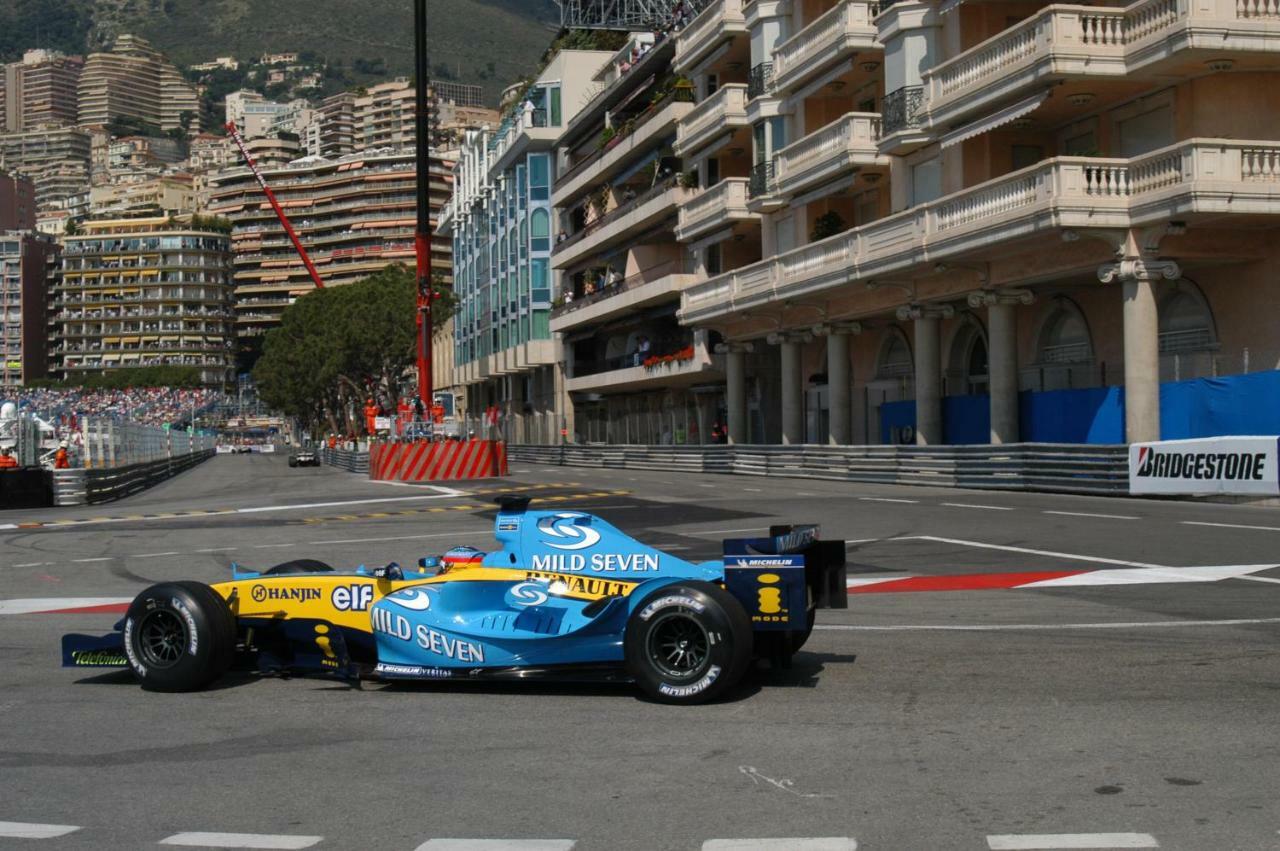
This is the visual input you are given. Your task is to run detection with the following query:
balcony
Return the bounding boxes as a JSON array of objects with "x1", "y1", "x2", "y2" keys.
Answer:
[
  {"x1": 773, "y1": 112, "x2": 883, "y2": 199},
  {"x1": 747, "y1": 62, "x2": 774, "y2": 100},
  {"x1": 567, "y1": 342, "x2": 722, "y2": 394},
  {"x1": 554, "y1": 95, "x2": 695, "y2": 205},
  {"x1": 675, "y1": 0, "x2": 748, "y2": 74},
  {"x1": 551, "y1": 264, "x2": 698, "y2": 333},
  {"x1": 675, "y1": 84, "x2": 749, "y2": 159},
  {"x1": 675, "y1": 177, "x2": 757, "y2": 241},
  {"x1": 681, "y1": 138, "x2": 1280, "y2": 324},
  {"x1": 922, "y1": 0, "x2": 1280, "y2": 131},
  {"x1": 772, "y1": 1, "x2": 882, "y2": 95},
  {"x1": 551, "y1": 182, "x2": 693, "y2": 270}
]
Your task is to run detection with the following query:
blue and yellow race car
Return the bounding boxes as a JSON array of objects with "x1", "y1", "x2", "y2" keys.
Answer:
[{"x1": 63, "y1": 497, "x2": 847, "y2": 703}]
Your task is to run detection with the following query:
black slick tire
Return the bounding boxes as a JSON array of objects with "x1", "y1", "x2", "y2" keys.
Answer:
[
  {"x1": 123, "y1": 581, "x2": 236, "y2": 692},
  {"x1": 263, "y1": 559, "x2": 333, "y2": 575},
  {"x1": 624, "y1": 581, "x2": 751, "y2": 704}
]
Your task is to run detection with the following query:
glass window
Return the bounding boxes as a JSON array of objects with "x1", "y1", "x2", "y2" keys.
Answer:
[
  {"x1": 528, "y1": 155, "x2": 550, "y2": 201},
  {"x1": 531, "y1": 258, "x2": 548, "y2": 294},
  {"x1": 530, "y1": 208, "x2": 550, "y2": 252},
  {"x1": 549, "y1": 86, "x2": 562, "y2": 127},
  {"x1": 532, "y1": 310, "x2": 550, "y2": 340}
]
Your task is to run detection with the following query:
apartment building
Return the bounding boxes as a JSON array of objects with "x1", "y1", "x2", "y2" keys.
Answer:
[
  {"x1": 0, "y1": 231, "x2": 57, "y2": 390},
  {"x1": 549, "y1": 31, "x2": 719, "y2": 444},
  {"x1": 0, "y1": 125, "x2": 92, "y2": 210},
  {"x1": 668, "y1": 0, "x2": 1280, "y2": 446},
  {"x1": 54, "y1": 217, "x2": 233, "y2": 385},
  {"x1": 356, "y1": 80, "x2": 418, "y2": 152},
  {"x1": 1, "y1": 50, "x2": 84, "y2": 133},
  {"x1": 0, "y1": 171, "x2": 36, "y2": 231},
  {"x1": 77, "y1": 35, "x2": 199, "y2": 134},
  {"x1": 89, "y1": 175, "x2": 196, "y2": 217},
  {"x1": 309, "y1": 92, "x2": 357, "y2": 159},
  {"x1": 440, "y1": 49, "x2": 616, "y2": 443},
  {"x1": 207, "y1": 150, "x2": 453, "y2": 333}
]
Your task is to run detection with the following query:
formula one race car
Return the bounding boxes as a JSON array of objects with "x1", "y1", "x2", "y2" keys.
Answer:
[
  {"x1": 62, "y1": 497, "x2": 847, "y2": 703},
  {"x1": 287, "y1": 449, "x2": 319, "y2": 468}
]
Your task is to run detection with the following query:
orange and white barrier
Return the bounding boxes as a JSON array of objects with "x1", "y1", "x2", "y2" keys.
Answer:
[{"x1": 369, "y1": 440, "x2": 507, "y2": 482}]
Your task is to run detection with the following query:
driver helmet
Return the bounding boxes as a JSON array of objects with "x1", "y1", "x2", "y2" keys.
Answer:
[{"x1": 440, "y1": 546, "x2": 486, "y2": 570}]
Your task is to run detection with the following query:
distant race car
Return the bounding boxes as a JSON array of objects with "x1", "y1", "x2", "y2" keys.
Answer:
[
  {"x1": 230, "y1": 446, "x2": 252, "y2": 454},
  {"x1": 62, "y1": 497, "x2": 847, "y2": 703},
  {"x1": 288, "y1": 449, "x2": 319, "y2": 468}
]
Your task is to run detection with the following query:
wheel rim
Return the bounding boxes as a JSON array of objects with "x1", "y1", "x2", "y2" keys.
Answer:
[
  {"x1": 137, "y1": 609, "x2": 188, "y2": 669},
  {"x1": 646, "y1": 611, "x2": 710, "y2": 681}
]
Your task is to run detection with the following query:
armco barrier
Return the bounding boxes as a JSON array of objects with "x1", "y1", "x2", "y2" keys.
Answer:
[
  {"x1": 369, "y1": 440, "x2": 507, "y2": 481},
  {"x1": 506, "y1": 443, "x2": 1130, "y2": 495},
  {"x1": 321, "y1": 448, "x2": 370, "y2": 474},
  {"x1": 52, "y1": 450, "x2": 215, "y2": 506}
]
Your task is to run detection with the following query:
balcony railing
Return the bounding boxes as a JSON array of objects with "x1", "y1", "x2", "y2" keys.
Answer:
[
  {"x1": 677, "y1": 177, "x2": 754, "y2": 239},
  {"x1": 747, "y1": 62, "x2": 775, "y2": 99},
  {"x1": 676, "y1": 84, "x2": 749, "y2": 156},
  {"x1": 748, "y1": 160, "x2": 776, "y2": 199},
  {"x1": 682, "y1": 138, "x2": 1280, "y2": 323},
  {"x1": 773, "y1": 112, "x2": 882, "y2": 196},
  {"x1": 551, "y1": 260, "x2": 685, "y2": 320},
  {"x1": 881, "y1": 85, "x2": 924, "y2": 135},
  {"x1": 772, "y1": 1, "x2": 881, "y2": 92},
  {"x1": 675, "y1": 0, "x2": 746, "y2": 72},
  {"x1": 553, "y1": 178, "x2": 682, "y2": 256},
  {"x1": 921, "y1": 0, "x2": 1270, "y2": 121}
]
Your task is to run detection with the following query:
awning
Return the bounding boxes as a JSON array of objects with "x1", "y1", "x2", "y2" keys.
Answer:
[
  {"x1": 122, "y1": 336, "x2": 140, "y2": 344},
  {"x1": 941, "y1": 90, "x2": 1051, "y2": 149},
  {"x1": 102, "y1": 354, "x2": 121, "y2": 362}
]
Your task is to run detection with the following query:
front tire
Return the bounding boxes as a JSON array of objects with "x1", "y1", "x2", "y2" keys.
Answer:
[
  {"x1": 624, "y1": 581, "x2": 751, "y2": 704},
  {"x1": 123, "y1": 581, "x2": 236, "y2": 692}
]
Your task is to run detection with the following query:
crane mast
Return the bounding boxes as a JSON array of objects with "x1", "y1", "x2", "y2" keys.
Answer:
[{"x1": 225, "y1": 121, "x2": 326, "y2": 291}]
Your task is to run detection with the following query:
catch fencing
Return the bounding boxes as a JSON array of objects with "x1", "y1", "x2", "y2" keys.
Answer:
[
  {"x1": 53, "y1": 450, "x2": 215, "y2": 506},
  {"x1": 506, "y1": 443, "x2": 1130, "y2": 496},
  {"x1": 78, "y1": 418, "x2": 215, "y2": 469}
]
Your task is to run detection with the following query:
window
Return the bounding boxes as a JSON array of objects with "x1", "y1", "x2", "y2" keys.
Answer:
[
  {"x1": 910, "y1": 158, "x2": 942, "y2": 206},
  {"x1": 532, "y1": 310, "x2": 550, "y2": 340},
  {"x1": 530, "y1": 208, "x2": 550, "y2": 252},
  {"x1": 705, "y1": 243, "x2": 722, "y2": 276},
  {"x1": 1037, "y1": 306, "x2": 1092, "y2": 364},
  {"x1": 531, "y1": 258, "x2": 550, "y2": 304},
  {"x1": 549, "y1": 86, "x2": 562, "y2": 126},
  {"x1": 528, "y1": 154, "x2": 550, "y2": 201},
  {"x1": 516, "y1": 164, "x2": 527, "y2": 209},
  {"x1": 1159, "y1": 286, "x2": 1215, "y2": 354},
  {"x1": 876, "y1": 332, "x2": 913, "y2": 379}
]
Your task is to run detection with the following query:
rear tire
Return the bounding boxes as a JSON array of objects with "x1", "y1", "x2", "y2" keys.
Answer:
[
  {"x1": 624, "y1": 581, "x2": 751, "y2": 704},
  {"x1": 263, "y1": 559, "x2": 333, "y2": 575},
  {"x1": 123, "y1": 582, "x2": 235, "y2": 692}
]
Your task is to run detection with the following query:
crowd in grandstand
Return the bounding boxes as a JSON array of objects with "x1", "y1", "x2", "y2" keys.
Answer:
[{"x1": 10, "y1": 387, "x2": 223, "y2": 429}]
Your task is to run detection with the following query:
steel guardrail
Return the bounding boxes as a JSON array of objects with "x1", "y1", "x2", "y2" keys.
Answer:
[
  {"x1": 505, "y1": 443, "x2": 1129, "y2": 495},
  {"x1": 320, "y1": 448, "x2": 370, "y2": 474},
  {"x1": 50, "y1": 450, "x2": 216, "y2": 506}
]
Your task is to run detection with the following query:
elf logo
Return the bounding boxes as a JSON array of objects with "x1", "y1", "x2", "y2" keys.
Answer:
[{"x1": 1136, "y1": 446, "x2": 1267, "y2": 481}]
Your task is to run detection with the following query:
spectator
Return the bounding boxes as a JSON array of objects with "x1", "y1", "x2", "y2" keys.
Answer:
[
  {"x1": 54, "y1": 441, "x2": 70, "y2": 469},
  {"x1": 0, "y1": 446, "x2": 18, "y2": 468}
]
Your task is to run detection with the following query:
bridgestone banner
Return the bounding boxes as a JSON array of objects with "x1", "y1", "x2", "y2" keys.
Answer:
[{"x1": 1129, "y1": 436, "x2": 1280, "y2": 495}]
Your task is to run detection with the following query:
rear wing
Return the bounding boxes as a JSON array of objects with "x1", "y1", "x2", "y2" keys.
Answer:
[{"x1": 722, "y1": 524, "x2": 847, "y2": 632}]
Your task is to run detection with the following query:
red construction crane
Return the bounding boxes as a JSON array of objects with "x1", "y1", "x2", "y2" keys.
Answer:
[{"x1": 225, "y1": 121, "x2": 325, "y2": 290}]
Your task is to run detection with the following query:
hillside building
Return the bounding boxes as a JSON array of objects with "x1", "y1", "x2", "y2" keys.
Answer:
[
  {"x1": 1, "y1": 50, "x2": 84, "y2": 133},
  {"x1": 53, "y1": 216, "x2": 233, "y2": 386},
  {"x1": 207, "y1": 150, "x2": 453, "y2": 333},
  {"x1": 0, "y1": 125, "x2": 92, "y2": 211},
  {"x1": 0, "y1": 231, "x2": 57, "y2": 390},
  {"x1": 77, "y1": 35, "x2": 199, "y2": 134}
]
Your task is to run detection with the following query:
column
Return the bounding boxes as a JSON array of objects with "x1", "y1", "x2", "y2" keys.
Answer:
[
  {"x1": 970, "y1": 290, "x2": 1034, "y2": 444},
  {"x1": 1099, "y1": 256, "x2": 1179, "y2": 444},
  {"x1": 719, "y1": 342, "x2": 751, "y2": 445},
  {"x1": 816, "y1": 322, "x2": 861, "y2": 445},
  {"x1": 898, "y1": 305, "x2": 952, "y2": 445},
  {"x1": 777, "y1": 334, "x2": 805, "y2": 445}
]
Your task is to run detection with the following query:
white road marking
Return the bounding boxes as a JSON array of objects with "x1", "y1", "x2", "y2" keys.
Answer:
[
  {"x1": 1043, "y1": 511, "x2": 1139, "y2": 520},
  {"x1": 987, "y1": 833, "x2": 1158, "y2": 849},
  {"x1": 308, "y1": 530, "x2": 490, "y2": 546},
  {"x1": 816, "y1": 617, "x2": 1280, "y2": 632},
  {"x1": 159, "y1": 833, "x2": 323, "y2": 849},
  {"x1": 698, "y1": 484, "x2": 716, "y2": 488},
  {"x1": 1240, "y1": 574, "x2": 1280, "y2": 585},
  {"x1": 704, "y1": 840, "x2": 856, "y2": 850},
  {"x1": 1020, "y1": 564, "x2": 1279, "y2": 588},
  {"x1": 910, "y1": 536, "x2": 1167, "y2": 569},
  {"x1": 844, "y1": 538, "x2": 883, "y2": 546},
  {"x1": 858, "y1": 496, "x2": 918, "y2": 504},
  {"x1": 1182, "y1": 520, "x2": 1280, "y2": 532},
  {"x1": 414, "y1": 842, "x2": 576, "y2": 851},
  {"x1": 71, "y1": 557, "x2": 111, "y2": 563},
  {"x1": 0, "y1": 821, "x2": 81, "y2": 839},
  {"x1": 0, "y1": 489, "x2": 470, "y2": 534},
  {"x1": 744, "y1": 488, "x2": 763, "y2": 492},
  {"x1": 943, "y1": 502, "x2": 1014, "y2": 511},
  {"x1": 0, "y1": 597, "x2": 130, "y2": 615},
  {"x1": 253, "y1": 543, "x2": 296, "y2": 549},
  {"x1": 134, "y1": 552, "x2": 180, "y2": 558},
  {"x1": 14, "y1": 562, "x2": 49, "y2": 567},
  {"x1": 196, "y1": 548, "x2": 237, "y2": 553}
]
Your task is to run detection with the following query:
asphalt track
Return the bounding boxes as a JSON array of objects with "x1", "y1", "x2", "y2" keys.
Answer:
[{"x1": 2, "y1": 455, "x2": 1279, "y2": 850}]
